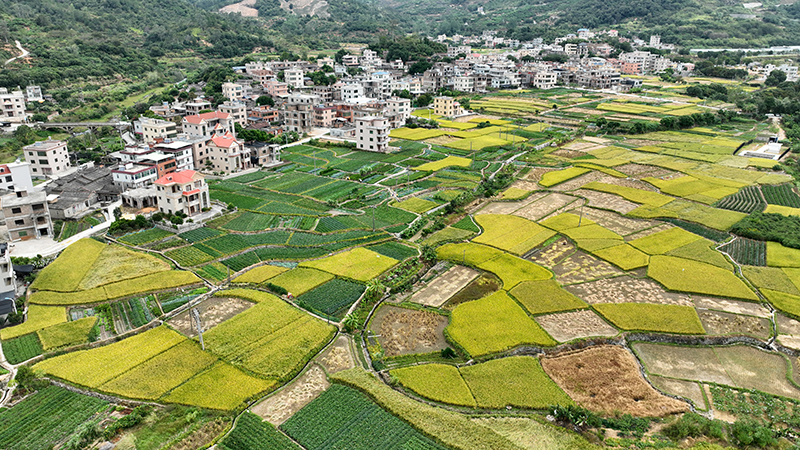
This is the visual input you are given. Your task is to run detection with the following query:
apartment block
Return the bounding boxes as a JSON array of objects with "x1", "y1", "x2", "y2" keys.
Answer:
[
  {"x1": 433, "y1": 96, "x2": 458, "y2": 117},
  {"x1": 0, "y1": 161, "x2": 33, "y2": 193},
  {"x1": 2, "y1": 189, "x2": 53, "y2": 241},
  {"x1": 112, "y1": 163, "x2": 158, "y2": 190},
  {"x1": 23, "y1": 139, "x2": 71, "y2": 178},
  {"x1": 356, "y1": 116, "x2": 389, "y2": 153},
  {"x1": 154, "y1": 170, "x2": 210, "y2": 217},
  {"x1": 218, "y1": 101, "x2": 248, "y2": 127},
  {"x1": 222, "y1": 82, "x2": 245, "y2": 102},
  {"x1": 205, "y1": 132, "x2": 250, "y2": 175},
  {"x1": 182, "y1": 111, "x2": 233, "y2": 139},
  {"x1": 0, "y1": 87, "x2": 27, "y2": 123},
  {"x1": 285, "y1": 68, "x2": 305, "y2": 89}
]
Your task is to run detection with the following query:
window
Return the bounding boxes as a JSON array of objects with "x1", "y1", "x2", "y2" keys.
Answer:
[
  {"x1": 4, "y1": 176, "x2": 10, "y2": 182},
  {"x1": 14, "y1": 219, "x2": 24, "y2": 226},
  {"x1": 11, "y1": 207, "x2": 21, "y2": 214}
]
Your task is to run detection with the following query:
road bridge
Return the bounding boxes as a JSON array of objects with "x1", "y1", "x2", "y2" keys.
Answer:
[{"x1": 32, "y1": 121, "x2": 131, "y2": 133}]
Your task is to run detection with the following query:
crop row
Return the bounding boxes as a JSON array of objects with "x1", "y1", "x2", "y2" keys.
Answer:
[
  {"x1": 281, "y1": 384, "x2": 448, "y2": 450},
  {"x1": 762, "y1": 183, "x2": 800, "y2": 208},
  {"x1": 715, "y1": 185, "x2": 766, "y2": 213},
  {"x1": 220, "y1": 412, "x2": 299, "y2": 450},
  {"x1": 721, "y1": 238, "x2": 766, "y2": 266},
  {"x1": 0, "y1": 386, "x2": 108, "y2": 450},
  {"x1": 296, "y1": 279, "x2": 366, "y2": 320},
  {"x1": 3, "y1": 333, "x2": 43, "y2": 364}
]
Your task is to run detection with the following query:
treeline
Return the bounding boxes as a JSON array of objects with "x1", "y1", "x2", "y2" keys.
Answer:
[
  {"x1": 731, "y1": 212, "x2": 800, "y2": 249},
  {"x1": 595, "y1": 110, "x2": 734, "y2": 135},
  {"x1": 369, "y1": 35, "x2": 447, "y2": 62}
]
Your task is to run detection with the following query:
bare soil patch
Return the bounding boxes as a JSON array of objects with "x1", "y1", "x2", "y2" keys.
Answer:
[
  {"x1": 169, "y1": 296, "x2": 252, "y2": 337},
  {"x1": 251, "y1": 365, "x2": 330, "y2": 425},
  {"x1": 318, "y1": 335, "x2": 354, "y2": 374},
  {"x1": 634, "y1": 343, "x2": 800, "y2": 400},
  {"x1": 171, "y1": 419, "x2": 229, "y2": 450},
  {"x1": 597, "y1": 175, "x2": 659, "y2": 191},
  {"x1": 549, "y1": 171, "x2": 605, "y2": 192},
  {"x1": 477, "y1": 193, "x2": 545, "y2": 215},
  {"x1": 220, "y1": 0, "x2": 258, "y2": 16},
  {"x1": 523, "y1": 167, "x2": 559, "y2": 183},
  {"x1": 777, "y1": 313, "x2": 800, "y2": 335},
  {"x1": 508, "y1": 180, "x2": 540, "y2": 192},
  {"x1": 649, "y1": 376, "x2": 707, "y2": 410},
  {"x1": 513, "y1": 193, "x2": 579, "y2": 221},
  {"x1": 535, "y1": 310, "x2": 619, "y2": 342},
  {"x1": 566, "y1": 276, "x2": 693, "y2": 306},
  {"x1": 530, "y1": 238, "x2": 575, "y2": 269},
  {"x1": 370, "y1": 305, "x2": 448, "y2": 357},
  {"x1": 542, "y1": 345, "x2": 689, "y2": 416},
  {"x1": 581, "y1": 207, "x2": 654, "y2": 236},
  {"x1": 616, "y1": 163, "x2": 676, "y2": 179},
  {"x1": 551, "y1": 251, "x2": 622, "y2": 285},
  {"x1": 583, "y1": 136, "x2": 611, "y2": 144},
  {"x1": 563, "y1": 141, "x2": 603, "y2": 151},
  {"x1": 625, "y1": 223, "x2": 674, "y2": 241},
  {"x1": 410, "y1": 265, "x2": 480, "y2": 307},
  {"x1": 693, "y1": 297, "x2": 771, "y2": 319},
  {"x1": 444, "y1": 272, "x2": 502, "y2": 309},
  {"x1": 573, "y1": 189, "x2": 639, "y2": 215},
  {"x1": 552, "y1": 149, "x2": 587, "y2": 158},
  {"x1": 699, "y1": 310, "x2": 771, "y2": 339}
]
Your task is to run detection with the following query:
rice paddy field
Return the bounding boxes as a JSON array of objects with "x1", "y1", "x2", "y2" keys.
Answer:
[{"x1": 8, "y1": 89, "x2": 800, "y2": 449}]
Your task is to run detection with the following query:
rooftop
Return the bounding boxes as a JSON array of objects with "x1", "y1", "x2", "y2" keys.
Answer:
[{"x1": 155, "y1": 170, "x2": 199, "y2": 186}]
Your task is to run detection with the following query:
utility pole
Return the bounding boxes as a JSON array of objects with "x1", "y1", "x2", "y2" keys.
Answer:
[{"x1": 192, "y1": 308, "x2": 205, "y2": 350}]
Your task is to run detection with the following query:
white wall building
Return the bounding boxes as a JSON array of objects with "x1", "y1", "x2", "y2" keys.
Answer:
[
  {"x1": 0, "y1": 88, "x2": 27, "y2": 123},
  {"x1": 285, "y1": 68, "x2": 305, "y2": 89},
  {"x1": 23, "y1": 139, "x2": 71, "y2": 178},
  {"x1": 0, "y1": 161, "x2": 33, "y2": 193},
  {"x1": 356, "y1": 116, "x2": 389, "y2": 152}
]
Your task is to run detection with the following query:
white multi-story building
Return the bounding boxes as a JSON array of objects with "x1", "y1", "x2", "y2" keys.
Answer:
[
  {"x1": 112, "y1": 163, "x2": 158, "y2": 189},
  {"x1": 532, "y1": 71, "x2": 558, "y2": 89},
  {"x1": 0, "y1": 87, "x2": 27, "y2": 123},
  {"x1": 23, "y1": 139, "x2": 71, "y2": 178},
  {"x1": 138, "y1": 117, "x2": 178, "y2": 143},
  {"x1": 204, "y1": 132, "x2": 250, "y2": 174},
  {"x1": 222, "y1": 82, "x2": 245, "y2": 102},
  {"x1": 153, "y1": 141, "x2": 196, "y2": 172},
  {"x1": 154, "y1": 170, "x2": 210, "y2": 217},
  {"x1": 2, "y1": 189, "x2": 53, "y2": 241},
  {"x1": 341, "y1": 83, "x2": 365, "y2": 102},
  {"x1": 384, "y1": 97, "x2": 411, "y2": 123},
  {"x1": 182, "y1": 111, "x2": 234, "y2": 139},
  {"x1": 453, "y1": 76, "x2": 475, "y2": 93},
  {"x1": 0, "y1": 161, "x2": 33, "y2": 193},
  {"x1": 285, "y1": 68, "x2": 305, "y2": 89},
  {"x1": 356, "y1": 116, "x2": 389, "y2": 153},
  {"x1": 25, "y1": 86, "x2": 43, "y2": 103},
  {"x1": 218, "y1": 101, "x2": 248, "y2": 127}
]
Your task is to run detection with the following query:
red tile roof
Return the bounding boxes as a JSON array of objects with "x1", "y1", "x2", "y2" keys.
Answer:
[
  {"x1": 210, "y1": 132, "x2": 237, "y2": 148},
  {"x1": 183, "y1": 111, "x2": 231, "y2": 124},
  {"x1": 155, "y1": 170, "x2": 198, "y2": 186}
]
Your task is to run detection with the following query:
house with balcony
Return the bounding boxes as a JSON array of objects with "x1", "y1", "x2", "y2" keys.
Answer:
[
  {"x1": 2, "y1": 189, "x2": 53, "y2": 241},
  {"x1": 356, "y1": 116, "x2": 389, "y2": 153},
  {"x1": 154, "y1": 170, "x2": 210, "y2": 217},
  {"x1": 23, "y1": 139, "x2": 71, "y2": 179},
  {"x1": 204, "y1": 131, "x2": 250, "y2": 174}
]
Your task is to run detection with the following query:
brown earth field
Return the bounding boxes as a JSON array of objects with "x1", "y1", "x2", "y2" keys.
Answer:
[
  {"x1": 318, "y1": 335, "x2": 355, "y2": 374},
  {"x1": 168, "y1": 296, "x2": 252, "y2": 337},
  {"x1": 633, "y1": 343, "x2": 800, "y2": 400},
  {"x1": 512, "y1": 193, "x2": 580, "y2": 221},
  {"x1": 530, "y1": 238, "x2": 575, "y2": 269},
  {"x1": 550, "y1": 250, "x2": 622, "y2": 286},
  {"x1": 251, "y1": 364, "x2": 329, "y2": 425},
  {"x1": 541, "y1": 345, "x2": 689, "y2": 416},
  {"x1": 581, "y1": 207, "x2": 654, "y2": 236},
  {"x1": 573, "y1": 190, "x2": 639, "y2": 215},
  {"x1": 648, "y1": 375, "x2": 707, "y2": 410},
  {"x1": 370, "y1": 305, "x2": 449, "y2": 357},
  {"x1": 693, "y1": 296, "x2": 771, "y2": 318},
  {"x1": 410, "y1": 265, "x2": 480, "y2": 308},
  {"x1": 565, "y1": 276, "x2": 693, "y2": 306},
  {"x1": 443, "y1": 272, "x2": 502, "y2": 309},
  {"x1": 476, "y1": 193, "x2": 544, "y2": 216},
  {"x1": 698, "y1": 310, "x2": 771, "y2": 339},
  {"x1": 535, "y1": 309, "x2": 619, "y2": 342}
]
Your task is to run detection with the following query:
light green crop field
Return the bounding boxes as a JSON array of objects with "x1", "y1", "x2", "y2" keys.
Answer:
[
  {"x1": 648, "y1": 255, "x2": 758, "y2": 300},
  {"x1": 459, "y1": 356, "x2": 573, "y2": 409},
  {"x1": 629, "y1": 227, "x2": 703, "y2": 255},
  {"x1": 478, "y1": 253, "x2": 552, "y2": 289},
  {"x1": 592, "y1": 244, "x2": 650, "y2": 271},
  {"x1": 0, "y1": 305, "x2": 66, "y2": 340},
  {"x1": 473, "y1": 214, "x2": 556, "y2": 255},
  {"x1": 539, "y1": 213, "x2": 595, "y2": 231},
  {"x1": 163, "y1": 361, "x2": 275, "y2": 410},
  {"x1": 394, "y1": 197, "x2": 439, "y2": 214},
  {"x1": 583, "y1": 182, "x2": 673, "y2": 207},
  {"x1": 391, "y1": 364, "x2": 476, "y2": 407},
  {"x1": 666, "y1": 239, "x2": 732, "y2": 269},
  {"x1": 37, "y1": 317, "x2": 98, "y2": 350},
  {"x1": 539, "y1": 167, "x2": 590, "y2": 188},
  {"x1": 593, "y1": 303, "x2": 705, "y2": 334},
  {"x1": 300, "y1": 247, "x2": 398, "y2": 281},
  {"x1": 509, "y1": 280, "x2": 587, "y2": 315},
  {"x1": 767, "y1": 242, "x2": 800, "y2": 268},
  {"x1": 31, "y1": 239, "x2": 106, "y2": 292},
  {"x1": 447, "y1": 291, "x2": 556, "y2": 357},
  {"x1": 233, "y1": 265, "x2": 289, "y2": 284},
  {"x1": 414, "y1": 156, "x2": 472, "y2": 171},
  {"x1": 268, "y1": 268, "x2": 334, "y2": 296}
]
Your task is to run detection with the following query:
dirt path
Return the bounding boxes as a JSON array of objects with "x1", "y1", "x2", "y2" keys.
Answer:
[{"x1": 4, "y1": 40, "x2": 28, "y2": 65}]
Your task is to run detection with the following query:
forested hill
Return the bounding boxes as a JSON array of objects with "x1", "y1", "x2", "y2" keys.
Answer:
[
  {"x1": 380, "y1": 0, "x2": 800, "y2": 49},
  {"x1": 0, "y1": 0, "x2": 277, "y2": 88}
]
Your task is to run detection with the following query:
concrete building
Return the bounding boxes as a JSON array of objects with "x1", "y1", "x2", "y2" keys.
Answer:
[
  {"x1": 341, "y1": 83, "x2": 365, "y2": 102},
  {"x1": 384, "y1": 97, "x2": 412, "y2": 124},
  {"x1": 0, "y1": 161, "x2": 33, "y2": 194},
  {"x1": 0, "y1": 243, "x2": 16, "y2": 315},
  {"x1": 313, "y1": 105, "x2": 337, "y2": 128},
  {"x1": 185, "y1": 100, "x2": 213, "y2": 115},
  {"x1": 250, "y1": 142, "x2": 282, "y2": 167},
  {"x1": 218, "y1": 101, "x2": 248, "y2": 127},
  {"x1": 26, "y1": 86, "x2": 43, "y2": 103},
  {"x1": 0, "y1": 87, "x2": 27, "y2": 123},
  {"x1": 356, "y1": 116, "x2": 389, "y2": 153},
  {"x1": 112, "y1": 163, "x2": 158, "y2": 190},
  {"x1": 433, "y1": 96, "x2": 460, "y2": 117},
  {"x1": 23, "y1": 139, "x2": 71, "y2": 178},
  {"x1": 152, "y1": 141, "x2": 195, "y2": 172},
  {"x1": 138, "y1": 117, "x2": 178, "y2": 143},
  {"x1": 285, "y1": 68, "x2": 305, "y2": 89},
  {"x1": 222, "y1": 82, "x2": 245, "y2": 102},
  {"x1": 263, "y1": 80, "x2": 289, "y2": 97},
  {"x1": 453, "y1": 76, "x2": 475, "y2": 93},
  {"x1": 2, "y1": 189, "x2": 53, "y2": 241},
  {"x1": 532, "y1": 71, "x2": 558, "y2": 89},
  {"x1": 286, "y1": 94, "x2": 320, "y2": 133},
  {"x1": 182, "y1": 111, "x2": 234, "y2": 139},
  {"x1": 154, "y1": 170, "x2": 210, "y2": 217},
  {"x1": 205, "y1": 132, "x2": 250, "y2": 174}
]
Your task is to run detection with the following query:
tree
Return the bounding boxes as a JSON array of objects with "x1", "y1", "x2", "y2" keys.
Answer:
[
  {"x1": 335, "y1": 49, "x2": 349, "y2": 64},
  {"x1": 765, "y1": 69, "x2": 787, "y2": 87},
  {"x1": 408, "y1": 60, "x2": 432, "y2": 75},
  {"x1": 12, "y1": 125, "x2": 36, "y2": 145},
  {"x1": 256, "y1": 95, "x2": 274, "y2": 107}
]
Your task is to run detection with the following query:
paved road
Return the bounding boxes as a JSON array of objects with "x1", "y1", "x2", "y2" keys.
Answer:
[{"x1": 4, "y1": 40, "x2": 28, "y2": 65}]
